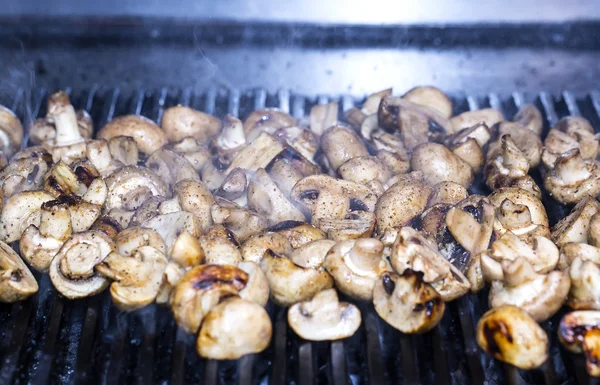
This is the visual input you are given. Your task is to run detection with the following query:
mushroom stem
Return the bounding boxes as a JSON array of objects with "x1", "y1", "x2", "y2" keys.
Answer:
[
  {"x1": 39, "y1": 204, "x2": 71, "y2": 240},
  {"x1": 555, "y1": 149, "x2": 591, "y2": 184},
  {"x1": 347, "y1": 238, "x2": 384, "y2": 273},
  {"x1": 499, "y1": 135, "x2": 529, "y2": 176},
  {"x1": 47, "y1": 91, "x2": 82, "y2": 146}
]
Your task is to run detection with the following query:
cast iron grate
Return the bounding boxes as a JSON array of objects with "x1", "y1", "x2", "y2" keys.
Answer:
[{"x1": 0, "y1": 86, "x2": 597, "y2": 385}]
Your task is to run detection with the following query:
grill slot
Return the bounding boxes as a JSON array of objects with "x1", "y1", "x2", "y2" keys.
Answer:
[{"x1": 0, "y1": 87, "x2": 598, "y2": 384}]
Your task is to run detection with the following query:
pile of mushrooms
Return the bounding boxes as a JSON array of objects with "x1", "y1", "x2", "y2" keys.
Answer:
[{"x1": 0, "y1": 88, "x2": 598, "y2": 369}]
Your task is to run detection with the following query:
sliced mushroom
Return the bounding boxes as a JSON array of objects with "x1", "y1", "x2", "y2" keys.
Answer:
[
  {"x1": 161, "y1": 105, "x2": 221, "y2": 143},
  {"x1": 568, "y1": 256, "x2": 600, "y2": 310},
  {"x1": 266, "y1": 157, "x2": 305, "y2": 198},
  {"x1": 237, "y1": 261, "x2": 270, "y2": 306},
  {"x1": 484, "y1": 135, "x2": 540, "y2": 197},
  {"x1": 489, "y1": 258, "x2": 570, "y2": 322},
  {"x1": 320, "y1": 124, "x2": 369, "y2": 171},
  {"x1": 324, "y1": 238, "x2": 389, "y2": 301},
  {"x1": 197, "y1": 296, "x2": 272, "y2": 359},
  {"x1": 95, "y1": 246, "x2": 168, "y2": 311},
  {"x1": 544, "y1": 149, "x2": 600, "y2": 205},
  {"x1": 0, "y1": 240, "x2": 38, "y2": 302},
  {"x1": 560, "y1": 242, "x2": 600, "y2": 270},
  {"x1": 86, "y1": 139, "x2": 123, "y2": 177},
  {"x1": 43, "y1": 160, "x2": 88, "y2": 197},
  {"x1": 316, "y1": 211, "x2": 376, "y2": 241},
  {"x1": 174, "y1": 179, "x2": 215, "y2": 232},
  {"x1": 291, "y1": 174, "x2": 376, "y2": 226},
  {"x1": 513, "y1": 104, "x2": 543, "y2": 136},
  {"x1": 410, "y1": 143, "x2": 474, "y2": 188},
  {"x1": 146, "y1": 148, "x2": 199, "y2": 190},
  {"x1": 450, "y1": 108, "x2": 504, "y2": 133},
  {"x1": 288, "y1": 288, "x2": 361, "y2": 341},
  {"x1": 378, "y1": 96, "x2": 453, "y2": 147},
  {"x1": 142, "y1": 212, "x2": 202, "y2": 256},
  {"x1": 49, "y1": 231, "x2": 114, "y2": 299},
  {"x1": 337, "y1": 156, "x2": 391, "y2": 189},
  {"x1": 0, "y1": 153, "x2": 50, "y2": 197},
  {"x1": 290, "y1": 239, "x2": 336, "y2": 269},
  {"x1": 402, "y1": 86, "x2": 452, "y2": 119},
  {"x1": 590, "y1": 213, "x2": 600, "y2": 248},
  {"x1": 212, "y1": 114, "x2": 246, "y2": 168},
  {"x1": 104, "y1": 166, "x2": 169, "y2": 212},
  {"x1": 211, "y1": 198, "x2": 269, "y2": 242},
  {"x1": 373, "y1": 271, "x2": 445, "y2": 334},
  {"x1": 20, "y1": 201, "x2": 72, "y2": 272},
  {"x1": 98, "y1": 115, "x2": 167, "y2": 154},
  {"x1": 260, "y1": 250, "x2": 333, "y2": 306},
  {"x1": 489, "y1": 187, "x2": 550, "y2": 235},
  {"x1": 552, "y1": 196, "x2": 600, "y2": 247},
  {"x1": 114, "y1": 226, "x2": 167, "y2": 257},
  {"x1": 273, "y1": 126, "x2": 319, "y2": 163},
  {"x1": 375, "y1": 172, "x2": 433, "y2": 234},
  {"x1": 488, "y1": 121, "x2": 542, "y2": 168},
  {"x1": 480, "y1": 231, "x2": 559, "y2": 282},
  {"x1": 170, "y1": 232, "x2": 204, "y2": 268},
  {"x1": 476, "y1": 305, "x2": 548, "y2": 369},
  {"x1": 108, "y1": 135, "x2": 139, "y2": 166},
  {"x1": 268, "y1": 220, "x2": 326, "y2": 249},
  {"x1": 247, "y1": 168, "x2": 305, "y2": 224},
  {"x1": 243, "y1": 108, "x2": 295, "y2": 142},
  {"x1": 0, "y1": 105, "x2": 23, "y2": 157},
  {"x1": 542, "y1": 116, "x2": 599, "y2": 168},
  {"x1": 167, "y1": 137, "x2": 210, "y2": 172},
  {"x1": 241, "y1": 232, "x2": 293, "y2": 263},
  {"x1": 170, "y1": 264, "x2": 248, "y2": 333},
  {"x1": 310, "y1": 101, "x2": 338, "y2": 136},
  {"x1": 427, "y1": 181, "x2": 468, "y2": 208},
  {"x1": 226, "y1": 132, "x2": 285, "y2": 174},
  {"x1": 0, "y1": 190, "x2": 54, "y2": 242},
  {"x1": 198, "y1": 225, "x2": 242, "y2": 265},
  {"x1": 215, "y1": 167, "x2": 247, "y2": 201},
  {"x1": 559, "y1": 311, "x2": 600, "y2": 377}
]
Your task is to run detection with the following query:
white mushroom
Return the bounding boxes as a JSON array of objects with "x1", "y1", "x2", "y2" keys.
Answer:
[
  {"x1": 0, "y1": 240, "x2": 38, "y2": 302},
  {"x1": 410, "y1": 143, "x2": 474, "y2": 188},
  {"x1": 552, "y1": 196, "x2": 600, "y2": 247},
  {"x1": 237, "y1": 261, "x2": 270, "y2": 306},
  {"x1": 142, "y1": 212, "x2": 202, "y2": 257},
  {"x1": 247, "y1": 168, "x2": 305, "y2": 224},
  {"x1": 241, "y1": 232, "x2": 293, "y2": 263},
  {"x1": 544, "y1": 149, "x2": 600, "y2": 205},
  {"x1": 161, "y1": 105, "x2": 221, "y2": 143},
  {"x1": 0, "y1": 190, "x2": 54, "y2": 242}
]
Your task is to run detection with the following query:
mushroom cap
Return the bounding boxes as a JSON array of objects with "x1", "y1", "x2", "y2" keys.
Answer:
[
  {"x1": 320, "y1": 124, "x2": 369, "y2": 171},
  {"x1": 104, "y1": 166, "x2": 169, "y2": 212},
  {"x1": 552, "y1": 196, "x2": 600, "y2": 247},
  {"x1": 49, "y1": 231, "x2": 114, "y2": 299},
  {"x1": 337, "y1": 156, "x2": 391, "y2": 185},
  {"x1": 450, "y1": 108, "x2": 504, "y2": 133},
  {"x1": 288, "y1": 288, "x2": 361, "y2": 341},
  {"x1": 167, "y1": 137, "x2": 210, "y2": 172},
  {"x1": 197, "y1": 297, "x2": 272, "y2": 359},
  {"x1": 226, "y1": 132, "x2": 285, "y2": 174},
  {"x1": 241, "y1": 232, "x2": 293, "y2": 263},
  {"x1": 410, "y1": 143, "x2": 474, "y2": 188},
  {"x1": 476, "y1": 305, "x2": 548, "y2": 370},
  {"x1": 324, "y1": 239, "x2": 389, "y2": 301},
  {"x1": 146, "y1": 148, "x2": 199, "y2": 190},
  {"x1": 103, "y1": 246, "x2": 168, "y2": 311},
  {"x1": 427, "y1": 182, "x2": 468, "y2": 208},
  {"x1": 513, "y1": 104, "x2": 543, "y2": 136},
  {"x1": 558, "y1": 310, "x2": 600, "y2": 376},
  {"x1": 489, "y1": 258, "x2": 570, "y2": 322},
  {"x1": 170, "y1": 264, "x2": 248, "y2": 334},
  {"x1": 198, "y1": 226, "x2": 242, "y2": 266},
  {"x1": 108, "y1": 135, "x2": 139, "y2": 166},
  {"x1": 171, "y1": 232, "x2": 204, "y2": 268},
  {"x1": 373, "y1": 271, "x2": 445, "y2": 334},
  {"x1": 0, "y1": 153, "x2": 49, "y2": 197},
  {"x1": 260, "y1": 250, "x2": 334, "y2": 307},
  {"x1": 268, "y1": 220, "x2": 326, "y2": 249},
  {"x1": 0, "y1": 190, "x2": 54, "y2": 243},
  {"x1": 161, "y1": 105, "x2": 222, "y2": 143},
  {"x1": 402, "y1": 86, "x2": 453, "y2": 119},
  {"x1": 375, "y1": 172, "x2": 433, "y2": 234},
  {"x1": 238, "y1": 261, "x2": 270, "y2": 307},
  {"x1": 174, "y1": 178, "x2": 215, "y2": 232},
  {"x1": 0, "y1": 240, "x2": 38, "y2": 302},
  {"x1": 98, "y1": 115, "x2": 167, "y2": 154},
  {"x1": 316, "y1": 211, "x2": 376, "y2": 241}
]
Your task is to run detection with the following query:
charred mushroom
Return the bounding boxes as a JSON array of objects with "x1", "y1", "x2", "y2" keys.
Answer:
[
  {"x1": 542, "y1": 116, "x2": 599, "y2": 168},
  {"x1": 268, "y1": 220, "x2": 326, "y2": 249},
  {"x1": 0, "y1": 240, "x2": 38, "y2": 302},
  {"x1": 476, "y1": 305, "x2": 548, "y2": 369},
  {"x1": 373, "y1": 270, "x2": 445, "y2": 334},
  {"x1": 288, "y1": 288, "x2": 361, "y2": 341},
  {"x1": 559, "y1": 311, "x2": 600, "y2": 377},
  {"x1": 450, "y1": 108, "x2": 504, "y2": 133}
]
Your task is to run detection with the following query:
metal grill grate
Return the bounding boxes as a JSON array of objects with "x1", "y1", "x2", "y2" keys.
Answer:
[{"x1": 0, "y1": 87, "x2": 599, "y2": 385}]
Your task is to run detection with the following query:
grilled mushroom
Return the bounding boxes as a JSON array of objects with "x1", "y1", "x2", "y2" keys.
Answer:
[
  {"x1": 146, "y1": 148, "x2": 199, "y2": 190},
  {"x1": 108, "y1": 136, "x2": 139, "y2": 166},
  {"x1": 226, "y1": 132, "x2": 285, "y2": 174},
  {"x1": 288, "y1": 288, "x2": 361, "y2": 341},
  {"x1": 476, "y1": 305, "x2": 548, "y2": 370},
  {"x1": 86, "y1": 139, "x2": 124, "y2": 177},
  {"x1": 410, "y1": 143, "x2": 474, "y2": 188},
  {"x1": 0, "y1": 190, "x2": 54, "y2": 242},
  {"x1": 544, "y1": 149, "x2": 600, "y2": 205},
  {"x1": 198, "y1": 225, "x2": 242, "y2": 265},
  {"x1": 273, "y1": 126, "x2": 319, "y2": 163},
  {"x1": 142, "y1": 212, "x2": 202, "y2": 257},
  {"x1": 488, "y1": 121, "x2": 542, "y2": 168},
  {"x1": 237, "y1": 261, "x2": 270, "y2": 306},
  {"x1": 375, "y1": 172, "x2": 433, "y2": 234},
  {"x1": 489, "y1": 188, "x2": 550, "y2": 236},
  {"x1": 344, "y1": 88, "x2": 392, "y2": 128},
  {"x1": 450, "y1": 108, "x2": 504, "y2": 133},
  {"x1": 320, "y1": 124, "x2": 369, "y2": 171},
  {"x1": 552, "y1": 196, "x2": 600, "y2": 247},
  {"x1": 590, "y1": 213, "x2": 600, "y2": 248},
  {"x1": 542, "y1": 116, "x2": 599, "y2": 168},
  {"x1": 104, "y1": 166, "x2": 169, "y2": 213},
  {"x1": 114, "y1": 226, "x2": 167, "y2": 257},
  {"x1": 241, "y1": 232, "x2": 293, "y2": 263},
  {"x1": 0, "y1": 105, "x2": 23, "y2": 157},
  {"x1": 559, "y1": 311, "x2": 600, "y2": 377},
  {"x1": 212, "y1": 115, "x2": 246, "y2": 168},
  {"x1": 98, "y1": 115, "x2": 167, "y2": 154},
  {"x1": 169, "y1": 264, "x2": 248, "y2": 333},
  {"x1": 95, "y1": 246, "x2": 168, "y2": 311},
  {"x1": 337, "y1": 156, "x2": 391, "y2": 192},
  {"x1": 0, "y1": 240, "x2": 38, "y2": 302},
  {"x1": 317, "y1": 211, "x2": 376, "y2": 241},
  {"x1": 489, "y1": 258, "x2": 569, "y2": 322},
  {"x1": 268, "y1": 220, "x2": 327, "y2": 249},
  {"x1": 427, "y1": 181, "x2": 468, "y2": 208},
  {"x1": 211, "y1": 198, "x2": 269, "y2": 242},
  {"x1": 324, "y1": 238, "x2": 389, "y2": 301},
  {"x1": 568, "y1": 255, "x2": 600, "y2": 310},
  {"x1": 373, "y1": 270, "x2": 445, "y2": 334},
  {"x1": 310, "y1": 101, "x2": 338, "y2": 136},
  {"x1": 173, "y1": 179, "x2": 215, "y2": 232},
  {"x1": 243, "y1": 108, "x2": 295, "y2": 142},
  {"x1": 29, "y1": 93, "x2": 90, "y2": 147},
  {"x1": 49, "y1": 231, "x2": 114, "y2": 299},
  {"x1": 247, "y1": 168, "x2": 305, "y2": 224},
  {"x1": 260, "y1": 250, "x2": 333, "y2": 306},
  {"x1": 513, "y1": 104, "x2": 543, "y2": 136},
  {"x1": 161, "y1": 105, "x2": 221, "y2": 143},
  {"x1": 20, "y1": 201, "x2": 72, "y2": 272},
  {"x1": 0, "y1": 152, "x2": 50, "y2": 197},
  {"x1": 167, "y1": 138, "x2": 210, "y2": 172},
  {"x1": 170, "y1": 232, "x2": 204, "y2": 268},
  {"x1": 402, "y1": 86, "x2": 452, "y2": 119},
  {"x1": 197, "y1": 297, "x2": 272, "y2": 359}
]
